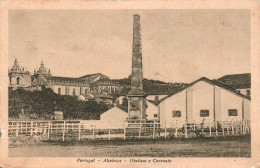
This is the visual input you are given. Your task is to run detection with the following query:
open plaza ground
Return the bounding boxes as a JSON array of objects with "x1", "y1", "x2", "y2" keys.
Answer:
[{"x1": 9, "y1": 135, "x2": 250, "y2": 157}]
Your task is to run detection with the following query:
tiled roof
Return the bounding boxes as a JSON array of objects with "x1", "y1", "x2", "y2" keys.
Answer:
[
  {"x1": 79, "y1": 73, "x2": 108, "y2": 79},
  {"x1": 146, "y1": 99, "x2": 159, "y2": 106},
  {"x1": 31, "y1": 74, "x2": 50, "y2": 86},
  {"x1": 47, "y1": 76, "x2": 80, "y2": 81},
  {"x1": 46, "y1": 76, "x2": 86, "y2": 84},
  {"x1": 119, "y1": 84, "x2": 185, "y2": 96},
  {"x1": 217, "y1": 73, "x2": 251, "y2": 89},
  {"x1": 95, "y1": 78, "x2": 119, "y2": 84}
]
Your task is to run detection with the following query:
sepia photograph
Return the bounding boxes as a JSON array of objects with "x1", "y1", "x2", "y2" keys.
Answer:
[
  {"x1": 0, "y1": 1, "x2": 260, "y2": 168},
  {"x1": 7, "y1": 9, "x2": 252, "y2": 157}
]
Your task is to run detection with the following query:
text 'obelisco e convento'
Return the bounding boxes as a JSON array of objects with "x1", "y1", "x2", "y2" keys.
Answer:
[{"x1": 127, "y1": 14, "x2": 147, "y2": 122}]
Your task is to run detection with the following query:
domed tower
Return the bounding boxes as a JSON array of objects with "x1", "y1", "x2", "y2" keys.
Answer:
[
  {"x1": 36, "y1": 60, "x2": 49, "y2": 76},
  {"x1": 8, "y1": 58, "x2": 31, "y2": 89}
]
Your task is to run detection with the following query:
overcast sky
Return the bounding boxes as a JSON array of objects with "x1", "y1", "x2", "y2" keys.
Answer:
[{"x1": 9, "y1": 10, "x2": 250, "y2": 83}]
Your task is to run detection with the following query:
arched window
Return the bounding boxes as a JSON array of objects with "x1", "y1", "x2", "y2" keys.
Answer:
[
  {"x1": 9, "y1": 77, "x2": 11, "y2": 84},
  {"x1": 73, "y1": 88, "x2": 76, "y2": 95},
  {"x1": 58, "y1": 88, "x2": 61, "y2": 95},
  {"x1": 65, "y1": 88, "x2": 69, "y2": 95},
  {"x1": 16, "y1": 77, "x2": 20, "y2": 85}
]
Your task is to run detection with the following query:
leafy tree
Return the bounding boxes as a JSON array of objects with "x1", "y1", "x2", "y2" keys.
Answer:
[{"x1": 8, "y1": 88, "x2": 109, "y2": 120}]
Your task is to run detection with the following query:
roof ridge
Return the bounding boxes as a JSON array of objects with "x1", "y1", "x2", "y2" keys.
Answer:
[{"x1": 159, "y1": 77, "x2": 250, "y2": 104}]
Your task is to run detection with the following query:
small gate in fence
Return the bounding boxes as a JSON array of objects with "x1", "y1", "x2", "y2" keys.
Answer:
[{"x1": 8, "y1": 119, "x2": 251, "y2": 141}]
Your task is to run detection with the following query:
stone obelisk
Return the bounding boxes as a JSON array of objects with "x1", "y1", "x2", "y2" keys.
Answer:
[{"x1": 127, "y1": 14, "x2": 147, "y2": 122}]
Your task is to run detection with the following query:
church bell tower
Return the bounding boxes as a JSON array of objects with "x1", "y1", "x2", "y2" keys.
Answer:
[{"x1": 127, "y1": 14, "x2": 147, "y2": 122}]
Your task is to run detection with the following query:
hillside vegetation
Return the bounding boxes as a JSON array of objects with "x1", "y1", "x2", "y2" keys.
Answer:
[
  {"x1": 9, "y1": 88, "x2": 109, "y2": 120},
  {"x1": 116, "y1": 76, "x2": 187, "y2": 95}
]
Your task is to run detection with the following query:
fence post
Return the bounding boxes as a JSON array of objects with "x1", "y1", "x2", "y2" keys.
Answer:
[
  {"x1": 108, "y1": 122, "x2": 111, "y2": 141},
  {"x1": 78, "y1": 123, "x2": 81, "y2": 141},
  {"x1": 215, "y1": 122, "x2": 218, "y2": 137},
  {"x1": 30, "y1": 121, "x2": 33, "y2": 136},
  {"x1": 20, "y1": 122, "x2": 23, "y2": 134},
  {"x1": 232, "y1": 120, "x2": 234, "y2": 135},
  {"x1": 247, "y1": 120, "x2": 249, "y2": 134},
  {"x1": 67, "y1": 122, "x2": 69, "y2": 133},
  {"x1": 246, "y1": 121, "x2": 248, "y2": 133},
  {"x1": 242, "y1": 120, "x2": 245, "y2": 134},
  {"x1": 39, "y1": 122, "x2": 41, "y2": 134},
  {"x1": 92, "y1": 127, "x2": 95, "y2": 140},
  {"x1": 240, "y1": 120, "x2": 243, "y2": 135},
  {"x1": 185, "y1": 120, "x2": 188, "y2": 138},
  {"x1": 12, "y1": 122, "x2": 14, "y2": 135},
  {"x1": 175, "y1": 120, "x2": 178, "y2": 138},
  {"x1": 248, "y1": 121, "x2": 250, "y2": 133},
  {"x1": 9, "y1": 122, "x2": 11, "y2": 135},
  {"x1": 24, "y1": 122, "x2": 26, "y2": 134},
  {"x1": 35, "y1": 122, "x2": 38, "y2": 134},
  {"x1": 209, "y1": 122, "x2": 212, "y2": 137},
  {"x1": 15, "y1": 123, "x2": 19, "y2": 137},
  {"x1": 43, "y1": 123, "x2": 46, "y2": 135},
  {"x1": 222, "y1": 121, "x2": 225, "y2": 136},
  {"x1": 50, "y1": 123, "x2": 53, "y2": 134},
  {"x1": 164, "y1": 120, "x2": 167, "y2": 139},
  {"x1": 62, "y1": 121, "x2": 65, "y2": 141},
  {"x1": 193, "y1": 120, "x2": 196, "y2": 131},
  {"x1": 124, "y1": 126, "x2": 126, "y2": 140},
  {"x1": 48, "y1": 121, "x2": 50, "y2": 139},
  {"x1": 245, "y1": 120, "x2": 248, "y2": 134},
  {"x1": 153, "y1": 120, "x2": 155, "y2": 139},
  {"x1": 236, "y1": 121, "x2": 238, "y2": 135},
  {"x1": 227, "y1": 121, "x2": 230, "y2": 135},
  {"x1": 245, "y1": 120, "x2": 247, "y2": 134},
  {"x1": 139, "y1": 121, "x2": 142, "y2": 139},
  {"x1": 26, "y1": 122, "x2": 28, "y2": 133},
  {"x1": 201, "y1": 121, "x2": 204, "y2": 135}
]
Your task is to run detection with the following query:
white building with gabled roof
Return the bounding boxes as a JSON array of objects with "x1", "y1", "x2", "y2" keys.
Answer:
[
  {"x1": 159, "y1": 77, "x2": 250, "y2": 127},
  {"x1": 100, "y1": 106, "x2": 128, "y2": 123}
]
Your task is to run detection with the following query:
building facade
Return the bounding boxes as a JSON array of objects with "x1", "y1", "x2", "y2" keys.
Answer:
[
  {"x1": 9, "y1": 59, "x2": 122, "y2": 101},
  {"x1": 159, "y1": 77, "x2": 250, "y2": 127},
  {"x1": 8, "y1": 58, "x2": 31, "y2": 89}
]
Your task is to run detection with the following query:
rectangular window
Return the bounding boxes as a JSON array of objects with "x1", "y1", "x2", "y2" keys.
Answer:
[
  {"x1": 228, "y1": 109, "x2": 238, "y2": 116},
  {"x1": 154, "y1": 114, "x2": 158, "y2": 118},
  {"x1": 200, "y1": 110, "x2": 209, "y2": 117},
  {"x1": 172, "y1": 111, "x2": 181, "y2": 118}
]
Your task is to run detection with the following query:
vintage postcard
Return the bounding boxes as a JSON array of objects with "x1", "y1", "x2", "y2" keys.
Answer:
[{"x1": 0, "y1": 0, "x2": 259, "y2": 168}]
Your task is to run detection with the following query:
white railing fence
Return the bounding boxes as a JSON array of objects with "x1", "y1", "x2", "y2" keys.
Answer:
[{"x1": 8, "y1": 119, "x2": 250, "y2": 141}]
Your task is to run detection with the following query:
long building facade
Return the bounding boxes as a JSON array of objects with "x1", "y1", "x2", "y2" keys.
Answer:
[
  {"x1": 9, "y1": 59, "x2": 122, "y2": 99},
  {"x1": 159, "y1": 77, "x2": 250, "y2": 127}
]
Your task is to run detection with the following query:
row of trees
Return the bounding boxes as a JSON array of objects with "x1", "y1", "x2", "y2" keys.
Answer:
[{"x1": 9, "y1": 88, "x2": 110, "y2": 120}]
